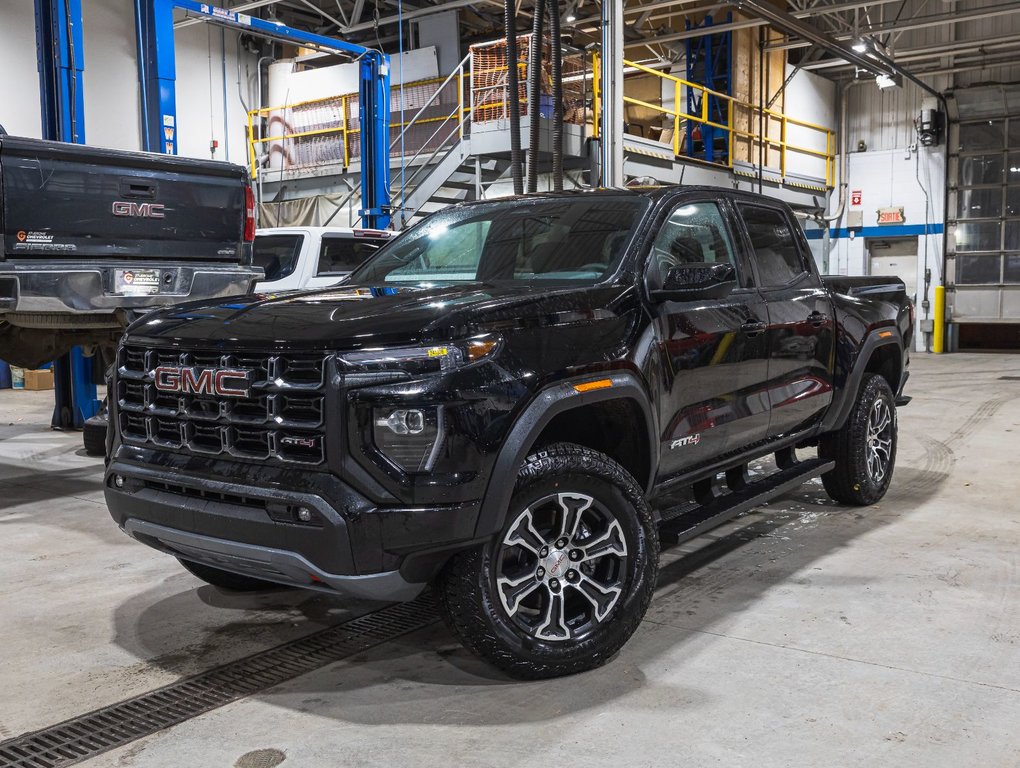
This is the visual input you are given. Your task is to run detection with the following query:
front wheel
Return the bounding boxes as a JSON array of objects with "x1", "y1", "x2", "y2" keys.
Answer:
[
  {"x1": 437, "y1": 443, "x2": 658, "y2": 679},
  {"x1": 820, "y1": 373, "x2": 897, "y2": 505}
]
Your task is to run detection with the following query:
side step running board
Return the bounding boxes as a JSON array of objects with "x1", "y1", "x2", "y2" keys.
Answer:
[{"x1": 658, "y1": 457, "x2": 835, "y2": 548}]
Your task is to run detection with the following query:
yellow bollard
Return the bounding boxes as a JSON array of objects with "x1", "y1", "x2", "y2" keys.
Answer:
[{"x1": 933, "y1": 285, "x2": 946, "y2": 354}]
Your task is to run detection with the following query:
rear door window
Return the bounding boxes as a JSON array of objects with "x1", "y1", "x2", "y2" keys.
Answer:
[
  {"x1": 253, "y1": 234, "x2": 303, "y2": 282},
  {"x1": 317, "y1": 237, "x2": 384, "y2": 275},
  {"x1": 737, "y1": 205, "x2": 808, "y2": 287}
]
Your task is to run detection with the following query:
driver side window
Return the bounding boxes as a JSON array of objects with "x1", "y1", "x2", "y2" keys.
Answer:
[{"x1": 650, "y1": 202, "x2": 738, "y2": 283}]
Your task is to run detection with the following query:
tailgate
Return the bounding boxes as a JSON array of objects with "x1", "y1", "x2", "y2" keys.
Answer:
[
  {"x1": 1, "y1": 137, "x2": 245, "y2": 262},
  {"x1": 822, "y1": 275, "x2": 907, "y2": 302}
]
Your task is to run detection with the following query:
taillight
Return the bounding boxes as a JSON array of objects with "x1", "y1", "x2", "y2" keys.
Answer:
[{"x1": 244, "y1": 186, "x2": 256, "y2": 242}]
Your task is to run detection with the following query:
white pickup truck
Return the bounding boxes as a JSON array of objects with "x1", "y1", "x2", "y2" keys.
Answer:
[{"x1": 253, "y1": 226, "x2": 392, "y2": 292}]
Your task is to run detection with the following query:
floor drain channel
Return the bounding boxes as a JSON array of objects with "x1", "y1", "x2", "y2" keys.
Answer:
[{"x1": 0, "y1": 594, "x2": 439, "y2": 768}]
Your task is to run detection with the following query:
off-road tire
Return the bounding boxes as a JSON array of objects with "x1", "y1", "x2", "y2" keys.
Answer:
[
  {"x1": 436, "y1": 442, "x2": 658, "y2": 679},
  {"x1": 178, "y1": 558, "x2": 282, "y2": 592},
  {"x1": 82, "y1": 414, "x2": 108, "y2": 457},
  {"x1": 820, "y1": 373, "x2": 897, "y2": 505}
]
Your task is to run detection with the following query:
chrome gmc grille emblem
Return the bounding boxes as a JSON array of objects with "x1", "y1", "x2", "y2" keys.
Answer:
[{"x1": 153, "y1": 366, "x2": 252, "y2": 398}]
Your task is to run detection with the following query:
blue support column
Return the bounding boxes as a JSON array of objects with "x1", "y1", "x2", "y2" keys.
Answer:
[
  {"x1": 359, "y1": 52, "x2": 392, "y2": 230},
  {"x1": 134, "y1": 0, "x2": 178, "y2": 153},
  {"x1": 34, "y1": 0, "x2": 100, "y2": 429}
]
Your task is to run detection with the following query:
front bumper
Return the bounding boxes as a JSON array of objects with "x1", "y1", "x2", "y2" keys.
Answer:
[
  {"x1": 0, "y1": 262, "x2": 262, "y2": 315},
  {"x1": 105, "y1": 459, "x2": 481, "y2": 601}
]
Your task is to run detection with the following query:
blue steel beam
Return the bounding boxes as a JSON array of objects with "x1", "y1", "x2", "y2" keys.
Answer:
[
  {"x1": 34, "y1": 0, "x2": 100, "y2": 429},
  {"x1": 135, "y1": 0, "x2": 392, "y2": 227}
]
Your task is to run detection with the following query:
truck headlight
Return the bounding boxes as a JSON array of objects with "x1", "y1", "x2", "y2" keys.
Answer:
[
  {"x1": 373, "y1": 406, "x2": 444, "y2": 472},
  {"x1": 339, "y1": 334, "x2": 500, "y2": 375}
]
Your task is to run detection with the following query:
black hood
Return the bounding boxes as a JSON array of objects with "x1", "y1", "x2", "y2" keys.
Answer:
[{"x1": 127, "y1": 282, "x2": 634, "y2": 351}]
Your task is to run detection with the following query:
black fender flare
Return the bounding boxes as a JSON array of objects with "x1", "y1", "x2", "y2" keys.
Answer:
[
  {"x1": 820, "y1": 326, "x2": 904, "y2": 434},
  {"x1": 472, "y1": 370, "x2": 658, "y2": 540}
]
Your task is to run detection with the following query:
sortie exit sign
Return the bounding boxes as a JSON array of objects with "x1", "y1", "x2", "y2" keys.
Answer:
[{"x1": 877, "y1": 207, "x2": 905, "y2": 224}]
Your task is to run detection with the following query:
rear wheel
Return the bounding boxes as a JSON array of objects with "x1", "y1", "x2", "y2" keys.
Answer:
[
  {"x1": 437, "y1": 443, "x2": 658, "y2": 679},
  {"x1": 820, "y1": 373, "x2": 897, "y2": 505},
  {"x1": 178, "y1": 558, "x2": 282, "y2": 592},
  {"x1": 82, "y1": 413, "x2": 108, "y2": 457}
]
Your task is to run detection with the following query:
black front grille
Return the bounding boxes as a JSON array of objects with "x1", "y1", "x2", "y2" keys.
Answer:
[{"x1": 116, "y1": 345, "x2": 328, "y2": 465}]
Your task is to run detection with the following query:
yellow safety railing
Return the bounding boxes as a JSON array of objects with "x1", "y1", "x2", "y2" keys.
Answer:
[
  {"x1": 246, "y1": 73, "x2": 470, "y2": 180},
  {"x1": 597, "y1": 55, "x2": 835, "y2": 188}
]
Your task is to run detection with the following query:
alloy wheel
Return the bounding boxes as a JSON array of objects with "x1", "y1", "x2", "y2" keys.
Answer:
[
  {"x1": 866, "y1": 398, "x2": 894, "y2": 484},
  {"x1": 495, "y1": 492, "x2": 629, "y2": 642}
]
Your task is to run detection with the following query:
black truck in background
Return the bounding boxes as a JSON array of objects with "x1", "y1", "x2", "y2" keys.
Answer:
[
  {"x1": 104, "y1": 187, "x2": 913, "y2": 679},
  {"x1": 0, "y1": 133, "x2": 261, "y2": 383}
]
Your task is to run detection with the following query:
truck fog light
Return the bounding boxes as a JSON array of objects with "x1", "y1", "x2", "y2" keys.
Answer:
[
  {"x1": 296, "y1": 506, "x2": 313, "y2": 523},
  {"x1": 372, "y1": 407, "x2": 444, "y2": 473},
  {"x1": 114, "y1": 474, "x2": 125, "y2": 488},
  {"x1": 376, "y1": 409, "x2": 426, "y2": 435}
]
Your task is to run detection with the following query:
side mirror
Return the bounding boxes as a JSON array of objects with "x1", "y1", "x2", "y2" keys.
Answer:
[{"x1": 651, "y1": 262, "x2": 737, "y2": 302}]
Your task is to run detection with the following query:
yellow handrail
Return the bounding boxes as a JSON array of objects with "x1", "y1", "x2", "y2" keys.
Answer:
[{"x1": 618, "y1": 56, "x2": 835, "y2": 187}]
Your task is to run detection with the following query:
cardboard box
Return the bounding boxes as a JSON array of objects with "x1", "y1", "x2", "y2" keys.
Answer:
[{"x1": 23, "y1": 368, "x2": 54, "y2": 391}]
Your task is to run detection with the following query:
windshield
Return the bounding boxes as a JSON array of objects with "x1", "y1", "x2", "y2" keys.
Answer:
[
  {"x1": 253, "y1": 234, "x2": 303, "y2": 282},
  {"x1": 351, "y1": 196, "x2": 649, "y2": 286}
]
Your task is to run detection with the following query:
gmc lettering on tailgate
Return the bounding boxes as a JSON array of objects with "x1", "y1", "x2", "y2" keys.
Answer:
[{"x1": 112, "y1": 201, "x2": 166, "y2": 219}]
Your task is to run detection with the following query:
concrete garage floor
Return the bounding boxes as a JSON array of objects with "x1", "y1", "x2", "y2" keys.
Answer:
[{"x1": 2, "y1": 353, "x2": 1019, "y2": 767}]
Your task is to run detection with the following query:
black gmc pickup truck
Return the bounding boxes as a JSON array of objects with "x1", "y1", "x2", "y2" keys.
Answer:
[
  {"x1": 0, "y1": 134, "x2": 261, "y2": 372},
  {"x1": 105, "y1": 187, "x2": 912, "y2": 679}
]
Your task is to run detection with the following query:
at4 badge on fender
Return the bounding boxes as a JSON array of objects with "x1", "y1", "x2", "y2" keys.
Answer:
[{"x1": 670, "y1": 434, "x2": 702, "y2": 449}]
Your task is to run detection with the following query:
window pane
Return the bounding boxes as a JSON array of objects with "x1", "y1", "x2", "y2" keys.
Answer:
[
  {"x1": 1004, "y1": 254, "x2": 1020, "y2": 283},
  {"x1": 955, "y1": 221, "x2": 1001, "y2": 251},
  {"x1": 957, "y1": 254, "x2": 1002, "y2": 284},
  {"x1": 1006, "y1": 221, "x2": 1020, "y2": 251},
  {"x1": 1007, "y1": 152, "x2": 1020, "y2": 182},
  {"x1": 960, "y1": 154, "x2": 1003, "y2": 185},
  {"x1": 252, "y1": 234, "x2": 303, "y2": 282},
  {"x1": 317, "y1": 238, "x2": 382, "y2": 275},
  {"x1": 1009, "y1": 119, "x2": 1020, "y2": 149},
  {"x1": 1007, "y1": 187, "x2": 1020, "y2": 217},
  {"x1": 738, "y1": 205, "x2": 805, "y2": 286},
  {"x1": 650, "y1": 202, "x2": 737, "y2": 278},
  {"x1": 960, "y1": 121, "x2": 1005, "y2": 151},
  {"x1": 958, "y1": 187, "x2": 1003, "y2": 219}
]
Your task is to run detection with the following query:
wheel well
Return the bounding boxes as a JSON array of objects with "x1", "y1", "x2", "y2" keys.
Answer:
[
  {"x1": 529, "y1": 399, "x2": 652, "y2": 490},
  {"x1": 863, "y1": 343, "x2": 901, "y2": 394}
]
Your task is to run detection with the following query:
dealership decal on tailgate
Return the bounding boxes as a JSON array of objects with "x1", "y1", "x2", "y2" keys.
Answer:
[{"x1": 115, "y1": 269, "x2": 161, "y2": 296}]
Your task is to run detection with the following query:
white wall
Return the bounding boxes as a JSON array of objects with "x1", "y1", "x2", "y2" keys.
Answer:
[
  {"x1": 823, "y1": 145, "x2": 945, "y2": 352},
  {"x1": 0, "y1": 0, "x2": 44, "y2": 138},
  {"x1": 0, "y1": 0, "x2": 255, "y2": 166},
  {"x1": 784, "y1": 65, "x2": 836, "y2": 183}
]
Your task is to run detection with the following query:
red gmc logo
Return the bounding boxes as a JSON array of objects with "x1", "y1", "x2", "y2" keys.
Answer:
[
  {"x1": 153, "y1": 366, "x2": 251, "y2": 398},
  {"x1": 112, "y1": 201, "x2": 165, "y2": 218}
]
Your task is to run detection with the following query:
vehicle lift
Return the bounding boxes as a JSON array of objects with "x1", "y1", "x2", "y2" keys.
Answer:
[
  {"x1": 33, "y1": 0, "x2": 392, "y2": 430},
  {"x1": 34, "y1": 0, "x2": 99, "y2": 430},
  {"x1": 134, "y1": 0, "x2": 392, "y2": 230}
]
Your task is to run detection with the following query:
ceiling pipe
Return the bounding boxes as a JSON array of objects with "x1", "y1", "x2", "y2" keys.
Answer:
[
  {"x1": 802, "y1": 33, "x2": 1020, "y2": 71},
  {"x1": 730, "y1": 0, "x2": 897, "y2": 78},
  {"x1": 765, "y1": 1, "x2": 1020, "y2": 53}
]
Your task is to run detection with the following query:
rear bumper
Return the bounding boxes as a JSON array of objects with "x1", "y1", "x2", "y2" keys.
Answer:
[
  {"x1": 0, "y1": 262, "x2": 262, "y2": 315},
  {"x1": 104, "y1": 459, "x2": 480, "y2": 600}
]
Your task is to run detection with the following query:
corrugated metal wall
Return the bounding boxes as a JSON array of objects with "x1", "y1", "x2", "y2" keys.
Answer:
[{"x1": 847, "y1": 0, "x2": 1020, "y2": 152}]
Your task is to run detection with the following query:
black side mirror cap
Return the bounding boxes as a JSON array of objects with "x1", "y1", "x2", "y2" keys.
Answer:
[{"x1": 651, "y1": 262, "x2": 737, "y2": 302}]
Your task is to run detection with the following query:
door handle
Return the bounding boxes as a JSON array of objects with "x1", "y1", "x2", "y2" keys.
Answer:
[
  {"x1": 808, "y1": 311, "x2": 829, "y2": 327},
  {"x1": 741, "y1": 320, "x2": 767, "y2": 336}
]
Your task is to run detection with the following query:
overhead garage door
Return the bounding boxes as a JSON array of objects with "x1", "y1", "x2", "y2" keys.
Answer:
[{"x1": 948, "y1": 85, "x2": 1020, "y2": 325}]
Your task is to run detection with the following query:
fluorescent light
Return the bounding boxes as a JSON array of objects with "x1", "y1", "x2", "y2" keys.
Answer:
[
  {"x1": 852, "y1": 38, "x2": 869, "y2": 53},
  {"x1": 566, "y1": 13, "x2": 576, "y2": 21},
  {"x1": 876, "y1": 73, "x2": 901, "y2": 89}
]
